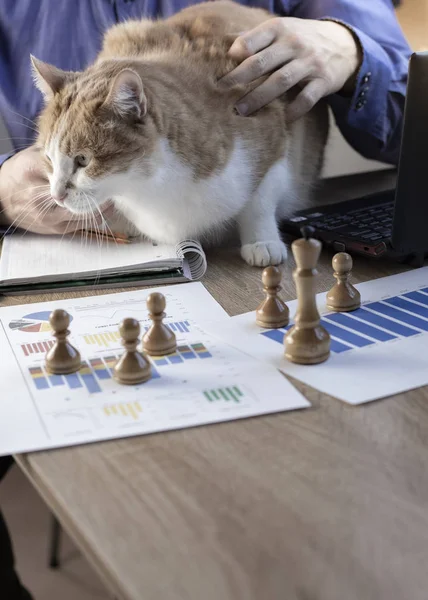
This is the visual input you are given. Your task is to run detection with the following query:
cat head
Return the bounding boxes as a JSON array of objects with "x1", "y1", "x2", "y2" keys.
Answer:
[{"x1": 31, "y1": 56, "x2": 154, "y2": 215}]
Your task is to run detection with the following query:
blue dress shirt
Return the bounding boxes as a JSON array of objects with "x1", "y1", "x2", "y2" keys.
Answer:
[{"x1": 0, "y1": 0, "x2": 411, "y2": 167}]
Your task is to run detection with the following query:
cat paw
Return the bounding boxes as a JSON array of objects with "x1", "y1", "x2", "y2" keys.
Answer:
[{"x1": 241, "y1": 241, "x2": 288, "y2": 267}]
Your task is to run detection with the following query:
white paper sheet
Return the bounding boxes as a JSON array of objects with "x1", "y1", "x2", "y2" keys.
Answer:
[
  {"x1": 210, "y1": 267, "x2": 428, "y2": 405},
  {"x1": 0, "y1": 233, "x2": 181, "y2": 282},
  {"x1": 0, "y1": 282, "x2": 309, "y2": 455}
]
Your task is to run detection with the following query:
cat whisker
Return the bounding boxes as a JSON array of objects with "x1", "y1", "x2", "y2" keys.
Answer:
[{"x1": 5, "y1": 107, "x2": 38, "y2": 128}]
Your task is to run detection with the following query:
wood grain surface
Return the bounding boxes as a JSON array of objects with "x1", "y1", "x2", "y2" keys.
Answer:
[{"x1": 8, "y1": 170, "x2": 428, "y2": 600}]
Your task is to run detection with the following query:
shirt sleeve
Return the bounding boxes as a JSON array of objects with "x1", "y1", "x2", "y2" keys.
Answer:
[
  {"x1": 0, "y1": 151, "x2": 16, "y2": 167},
  {"x1": 287, "y1": 0, "x2": 412, "y2": 165}
]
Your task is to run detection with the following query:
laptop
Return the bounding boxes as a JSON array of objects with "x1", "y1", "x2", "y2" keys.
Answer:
[{"x1": 281, "y1": 51, "x2": 428, "y2": 268}]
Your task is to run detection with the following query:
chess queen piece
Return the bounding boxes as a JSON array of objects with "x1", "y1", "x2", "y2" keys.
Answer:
[
  {"x1": 142, "y1": 292, "x2": 177, "y2": 356},
  {"x1": 284, "y1": 227, "x2": 330, "y2": 365},
  {"x1": 326, "y1": 252, "x2": 361, "y2": 312},
  {"x1": 256, "y1": 266, "x2": 289, "y2": 328},
  {"x1": 45, "y1": 309, "x2": 81, "y2": 374},
  {"x1": 113, "y1": 318, "x2": 152, "y2": 385}
]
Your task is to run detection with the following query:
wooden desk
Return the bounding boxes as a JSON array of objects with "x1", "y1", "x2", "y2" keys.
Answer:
[{"x1": 7, "y1": 170, "x2": 428, "y2": 600}]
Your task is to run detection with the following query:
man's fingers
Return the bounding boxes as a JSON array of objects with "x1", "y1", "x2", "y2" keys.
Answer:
[
  {"x1": 236, "y1": 58, "x2": 312, "y2": 116},
  {"x1": 227, "y1": 19, "x2": 279, "y2": 62},
  {"x1": 287, "y1": 79, "x2": 327, "y2": 121},
  {"x1": 220, "y1": 43, "x2": 294, "y2": 87}
]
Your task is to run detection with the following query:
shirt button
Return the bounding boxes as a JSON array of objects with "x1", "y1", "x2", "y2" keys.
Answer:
[
  {"x1": 362, "y1": 72, "x2": 372, "y2": 84},
  {"x1": 356, "y1": 99, "x2": 367, "y2": 111}
]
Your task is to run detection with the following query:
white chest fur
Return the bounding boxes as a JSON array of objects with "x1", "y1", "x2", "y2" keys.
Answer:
[{"x1": 111, "y1": 138, "x2": 254, "y2": 243}]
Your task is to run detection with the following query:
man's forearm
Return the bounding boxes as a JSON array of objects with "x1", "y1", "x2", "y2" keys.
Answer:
[{"x1": 290, "y1": 0, "x2": 411, "y2": 164}]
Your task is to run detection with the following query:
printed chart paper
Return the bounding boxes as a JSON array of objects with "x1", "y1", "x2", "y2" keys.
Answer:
[
  {"x1": 0, "y1": 282, "x2": 309, "y2": 456},
  {"x1": 211, "y1": 268, "x2": 428, "y2": 405}
]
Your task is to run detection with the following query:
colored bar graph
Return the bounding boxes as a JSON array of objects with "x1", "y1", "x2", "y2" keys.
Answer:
[
  {"x1": 89, "y1": 358, "x2": 111, "y2": 380},
  {"x1": 65, "y1": 373, "x2": 83, "y2": 389},
  {"x1": 204, "y1": 385, "x2": 243, "y2": 403},
  {"x1": 151, "y1": 364, "x2": 161, "y2": 379},
  {"x1": 152, "y1": 356, "x2": 169, "y2": 366},
  {"x1": 167, "y1": 352, "x2": 184, "y2": 364},
  {"x1": 48, "y1": 374, "x2": 64, "y2": 387},
  {"x1": 191, "y1": 343, "x2": 212, "y2": 358},
  {"x1": 21, "y1": 340, "x2": 54, "y2": 357},
  {"x1": 29, "y1": 367, "x2": 49, "y2": 390},
  {"x1": 146, "y1": 320, "x2": 191, "y2": 334},
  {"x1": 103, "y1": 401, "x2": 142, "y2": 420},
  {"x1": 177, "y1": 344, "x2": 197, "y2": 359},
  {"x1": 79, "y1": 362, "x2": 102, "y2": 393},
  {"x1": 103, "y1": 355, "x2": 118, "y2": 373},
  {"x1": 84, "y1": 331, "x2": 121, "y2": 348}
]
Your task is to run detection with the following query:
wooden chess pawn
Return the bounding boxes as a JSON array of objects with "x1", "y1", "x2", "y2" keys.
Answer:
[
  {"x1": 113, "y1": 318, "x2": 152, "y2": 385},
  {"x1": 326, "y1": 252, "x2": 361, "y2": 312},
  {"x1": 256, "y1": 266, "x2": 289, "y2": 328},
  {"x1": 284, "y1": 227, "x2": 330, "y2": 365},
  {"x1": 142, "y1": 292, "x2": 177, "y2": 356},
  {"x1": 45, "y1": 309, "x2": 81, "y2": 374}
]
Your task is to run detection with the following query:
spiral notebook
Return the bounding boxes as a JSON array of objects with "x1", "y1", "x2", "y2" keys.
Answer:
[{"x1": 0, "y1": 233, "x2": 207, "y2": 294}]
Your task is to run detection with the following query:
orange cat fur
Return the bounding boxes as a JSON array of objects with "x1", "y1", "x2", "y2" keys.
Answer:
[{"x1": 32, "y1": 0, "x2": 328, "y2": 266}]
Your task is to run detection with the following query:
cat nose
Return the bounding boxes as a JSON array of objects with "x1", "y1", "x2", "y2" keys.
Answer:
[{"x1": 52, "y1": 193, "x2": 68, "y2": 205}]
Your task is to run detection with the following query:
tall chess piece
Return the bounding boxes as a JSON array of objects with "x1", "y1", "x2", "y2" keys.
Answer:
[
  {"x1": 45, "y1": 309, "x2": 81, "y2": 374},
  {"x1": 142, "y1": 292, "x2": 177, "y2": 356},
  {"x1": 256, "y1": 266, "x2": 289, "y2": 328},
  {"x1": 113, "y1": 318, "x2": 151, "y2": 385},
  {"x1": 284, "y1": 227, "x2": 330, "y2": 365},
  {"x1": 326, "y1": 252, "x2": 361, "y2": 312}
]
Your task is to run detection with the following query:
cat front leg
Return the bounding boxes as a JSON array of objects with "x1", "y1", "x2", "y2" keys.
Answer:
[{"x1": 237, "y1": 167, "x2": 288, "y2": 267}]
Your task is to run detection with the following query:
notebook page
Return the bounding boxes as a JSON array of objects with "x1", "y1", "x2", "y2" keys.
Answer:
[{"x1": 0, "y1": 233, "x2": 180, "y2": 282}]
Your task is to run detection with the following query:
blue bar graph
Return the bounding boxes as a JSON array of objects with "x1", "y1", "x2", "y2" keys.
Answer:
[
  {"x1": 167, "y1": 353, "x2": 184, "y2": 364},
  {"x1": 65, "y1": 373, "x2": 83, "y2": 389},
  {"x1": 177, "y1": 345, "x2": 197, "y2": 360},
  {"x1": 320, "y1": 320, "x2": 374, "y2": 348},
  {"x1": 262, "y1": 328, "x2": 287, "y2": 344},
  {"x1": 383, "y1": 296, "x2": 428, "y2": 319},
  {"x1": 351, "y1": 308, "x2": 418, "y2": 337},
  {"x1": 151, "y1": 365, "x2": 161, "y2": 379},
  {"x1": 324, "y1": 313, "x2": 396, "y2": 342},
  {"x1": 367, "y1": 302, "x2": 428, "y2": 332},
  {"x1": 48, "y1": 374, "x2": 64, "y2": 387},
  {"x1": 329, "y1": 338, "x2": 353, "y2": 353},
  {"x1": 259, "y1": 287, "x2": 428, "y2": 355},
  {"x1": 403, "y1": 291, "x2": 428, "y2": 306}
]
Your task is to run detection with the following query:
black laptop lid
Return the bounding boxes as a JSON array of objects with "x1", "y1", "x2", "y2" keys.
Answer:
[{"x1": 391, "y1": 52, "x2": 428, "y2": 254}]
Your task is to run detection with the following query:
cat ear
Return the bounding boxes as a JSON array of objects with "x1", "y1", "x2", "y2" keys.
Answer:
[
  {"x1": 104, "y1": 69, "x2": 147, "y2": 120},
  {"x1": 30, "y1": 55, "x2": 71, "y2": 100}
]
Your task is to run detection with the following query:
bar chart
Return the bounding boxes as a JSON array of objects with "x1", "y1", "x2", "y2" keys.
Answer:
[
  {"x1": 261, "y1": 287, "x2": 428, "y2": 354},
  {"x1": 204, "y1": 385, "x2": 244, "y2": 403},
  {"x1": 27, "y1": 341, "x2": 212, "y2": 394},
  {"x1": 83, "y1": 320, "x2": 192, "y2": 349}
]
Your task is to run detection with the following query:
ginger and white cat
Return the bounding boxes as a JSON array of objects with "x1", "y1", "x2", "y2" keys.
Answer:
[{"x1": 32, "y1": 0, "x2": 328, "y2": 266}]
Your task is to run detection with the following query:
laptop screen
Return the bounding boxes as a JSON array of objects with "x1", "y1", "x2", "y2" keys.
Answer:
[{"x1": 392, "y1": 51, "x2": 428, "y2": 254}]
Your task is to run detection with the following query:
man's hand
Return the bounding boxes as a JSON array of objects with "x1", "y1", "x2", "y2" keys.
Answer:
[
  {"x1": 0, "y1": 146, "x2": 86, "y2": 235},
  {"x1": 220, "y1": 17, "x2": 362, "y2": 120}
]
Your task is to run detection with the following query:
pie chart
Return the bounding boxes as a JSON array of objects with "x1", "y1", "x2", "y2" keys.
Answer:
[{"x1": 9, "y1": 311, "x2": 73, "y2": 333}]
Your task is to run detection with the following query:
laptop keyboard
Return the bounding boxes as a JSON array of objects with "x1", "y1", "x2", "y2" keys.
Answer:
[{"x1": 308, "y1": 201, "x2": 394, "y2": 242}]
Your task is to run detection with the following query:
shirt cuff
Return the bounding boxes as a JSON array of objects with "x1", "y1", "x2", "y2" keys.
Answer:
[{"x1": 322, "y1": 20, "x2": 392, "y2": 147}]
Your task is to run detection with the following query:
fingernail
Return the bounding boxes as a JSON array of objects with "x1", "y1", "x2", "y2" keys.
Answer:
[{"x1": 236, "y1": 103, "x2": 248, "y2": 116}]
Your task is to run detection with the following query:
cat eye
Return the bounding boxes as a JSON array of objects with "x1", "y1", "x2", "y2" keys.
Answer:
[
  {"x1": 45, "y1": 153, "x2": 52, "y2": 163},
  {"x1": 75, "y1": 154, "x2": 90, "y2": 168}
]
